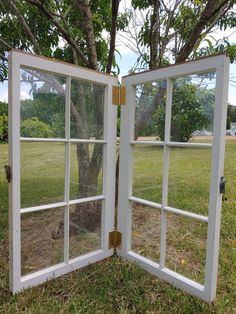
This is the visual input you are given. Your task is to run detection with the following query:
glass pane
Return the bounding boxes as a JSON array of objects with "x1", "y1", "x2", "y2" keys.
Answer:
[
  {"x1": 21, "y1": 142, "x2": 65, "y2": 208},
  {"x1": 70, "y1": 79, "x2": 104, "y2": 140},
  {"x1": 171, "y1": 72, "x2": 216, "y2": 143},
  {"x1": 132, "y1": 203, "x2": 161, "y2": 263},
  {"x1": 166, "y1": 213, "x2": 207, "y2": 284},
  {"x1": 168, "y1": 147, "x2": 211, "y2": 216},
  {"x1": 135, "y1": 80, "x2": 167, "y2": 141},
  {"x1": 69, "y1": 200, "x2": 102, "y2": 259},
  {"x1": 133, "y1": 145, "x2": 163, "y2": 204},
  {"x1": 70, "y1": 143, "x2": 103, "y2": 200},
  {"x1": 21, "y1": 207, "x2": 64, "y2": 276},
  {"x1": 20, "y1": 68, "x2": 66, "y2": 138}
]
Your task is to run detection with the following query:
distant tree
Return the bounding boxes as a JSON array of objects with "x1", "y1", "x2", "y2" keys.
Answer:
[
  {"x1": 0, "y1": 114, "x2": 7, "y2": 142},
  {"x1": 227, "y1": 104, "x2": 236, "y2": 129},
  {"x1": 138, "y1": 79, "x2": 215, "y2": 142},
  {"x1": 21, "y1": 117, "x2": 53, "y2": 138},
  {"x1": 21, "y1": 92, "x2": 65, "y2": 138},
  {"x1": 0, "y1": 101, "x2": 7, "y2": 115},
  {"x1": 0, "y1": 101, "x2": 8, "y2": 142}
]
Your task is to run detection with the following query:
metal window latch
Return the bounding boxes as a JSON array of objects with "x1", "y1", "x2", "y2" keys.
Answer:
[
  {"x1": 4, "y1": 165, "x2": 11, "y2": 183},
  {"x1": 219, "y1": 176, "x2": 226, "y2": 194}
]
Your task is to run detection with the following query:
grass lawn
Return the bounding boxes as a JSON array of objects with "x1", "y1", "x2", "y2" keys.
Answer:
[{"x1": 0, "y1": 139, "x2": 236, "y2": 313}]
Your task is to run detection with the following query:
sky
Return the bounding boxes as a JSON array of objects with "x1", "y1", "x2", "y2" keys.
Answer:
[{"x1": 0, "y1": 4, "x2": 236, "y2": 105}]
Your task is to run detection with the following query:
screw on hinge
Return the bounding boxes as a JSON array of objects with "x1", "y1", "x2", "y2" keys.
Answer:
[{"x1": 4, "y1": 165, "x2": 11, "y2": 183}]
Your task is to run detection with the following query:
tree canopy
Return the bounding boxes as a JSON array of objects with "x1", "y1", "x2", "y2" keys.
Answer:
[
  {"x1": 0, "y1": 0, "x2": 236, "y2": 79},
  {"x1": 0, "y1": 0, "x2": 235, "y2": 143},
  {"x1": 138, "y1": 77, "x2": 215, "y2": 142},
  {"x1": 0, "y1": 0, "x2": 129, "y2": 81},
  {"x1": 124, "y1": 0, "x2": 236, "y2": 71}
]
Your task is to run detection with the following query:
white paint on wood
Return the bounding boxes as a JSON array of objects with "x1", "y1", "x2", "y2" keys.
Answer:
[{"x1": 204, "y1": 56, "x2": 229, "y2": 302}]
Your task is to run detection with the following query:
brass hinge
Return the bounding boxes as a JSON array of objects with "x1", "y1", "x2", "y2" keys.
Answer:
[
  {"x1": 112, "y1": 86, "x2": 126, "y2": 106},
  {"x1": 109, "y1": 230, "x2": 122, "y2": 249},
  {"x1": 4, "y1": 165, "x2": 11, "y2": 183}
]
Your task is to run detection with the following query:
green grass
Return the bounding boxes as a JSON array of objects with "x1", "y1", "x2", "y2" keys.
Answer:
[
  {"x1": 132, "y1": 144, "x2": 212, "y2": 284},
  {"x1": 19, "y1": 142, "x2": 103, "y2": 208},
  {"x1": 0, "y1": 140, "x2": 236, "y2": 313},
  {"x1": 133, "y1": 145, "x2": 211, "y2": 215}
]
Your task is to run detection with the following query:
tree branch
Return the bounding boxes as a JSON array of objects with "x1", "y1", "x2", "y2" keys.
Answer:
[
  {"x1": 0, "y1": 53, "x2": 7, "y2": 61},
  {"x1": 0, "y1": 37, "x2": 13, "y2": 50},
  {"x1": 25, "y1": 0, "x2": 89, "y2": 65},
  {"x1": 150, "y1": 0, "x2": 160, "y2": 69},
  {"x1": 76, "y1": 0, "x2": 98, "y2": 70},
  {"x1": 159, "y1": 0, "x2": 181, "y2": 63},
  {"x1": 7, "y1": 0, "x2": 42, "y2": 54},
  {"x1": 176, "y1": 0, "x2": 234, "y2": 62},
  {"x1": 106, "y1": 0, "x2": 121, "y2": 74}
]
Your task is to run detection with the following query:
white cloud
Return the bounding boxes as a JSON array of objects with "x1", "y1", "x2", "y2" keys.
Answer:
[
  {"x1": 20, "y1": 90, "x2": 31, "y2": 100},
  {"x1": 0, "y1": 80, "x2": 33, "y2": 102}
]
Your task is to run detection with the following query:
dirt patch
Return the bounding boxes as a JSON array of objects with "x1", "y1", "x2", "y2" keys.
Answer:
[
  {"x1": 131, "y1": 204, "x2": 207, "y2": 284},
  {"x1": 18, "y1": 202, "x2": 207, "y2": 284},
  {"x1": 132, "y1": 204, "x2": 161, "y2": 261},
  {"x1": 21, "y1": 207, "x2": 100, "y2": 276}
]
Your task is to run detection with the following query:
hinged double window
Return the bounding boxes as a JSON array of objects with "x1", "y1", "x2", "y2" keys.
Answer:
[{"x1": 8, "y1": 50, "x2": 229, "y2": 303}]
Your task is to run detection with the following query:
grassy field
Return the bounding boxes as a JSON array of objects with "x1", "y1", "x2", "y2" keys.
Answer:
[{"x1": 0, "y1": 140, "x2": 236, "y2": 313}]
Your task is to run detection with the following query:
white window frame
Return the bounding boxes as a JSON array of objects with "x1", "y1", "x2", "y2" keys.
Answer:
[
  {"x1": 9, "y1": 51, "x2": 229, "y2": 302},
  {"x1": 117, "y1": 54, "x2": 229, "y2": 303},
  {"x1": 8, "y1": 50, "x2": 118, "y2": 293}
]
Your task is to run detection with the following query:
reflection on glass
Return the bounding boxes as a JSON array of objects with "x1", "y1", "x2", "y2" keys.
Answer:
[
  {"x1": 20, "y1": 68, "x2": 66, "y2": 138},
  {"x1": 133, "y1": 145, "x2": 163, "y2": 204},
  {"x1": 70, "y1": 79, "x2": 104, "y2": 140},
  {"x1": 166, "y1": 213, "x2": 207, "y2": 284},
  {"x1": 132, "y1": 204, "x2": 161, "y2": 263},
  {"x1": 21, "y1": 142, "x2": 65, "y2": 208},
  {"x1": 168, "y1": 147, "x2": 211, "y2": 216},
  {"x1": 135, "y1": 80, "x2": 167, "y2": 140},
  {"x1": 70, "y1": 143, "x2": 103, "y2": 200},
  {"x1": 171, "y1": 72, "x2": 216, "y2": 143},
  {"x1": 69, "y1": 201, "x2": 102, "y2": 259},
  {"x1": 21, "y1": 207, "x2": 64, "y2": 276}
]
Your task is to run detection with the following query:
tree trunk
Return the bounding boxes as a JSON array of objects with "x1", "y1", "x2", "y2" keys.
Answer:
[
  {"x1": 52, "y1": 82, "x2": 104, "y2": 238},
  {"x1": 70, "y1": 83, "x2": 104, "y2": 233},
  {"x1": 69, "y1": 142, "x2": 103, "y2": 232}
]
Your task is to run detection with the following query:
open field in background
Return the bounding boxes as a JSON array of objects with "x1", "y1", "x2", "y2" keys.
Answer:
[
  {"x1": 133, "y1": 144, "x2": 211, "y2": 215},
  {"x1": 0, "y1": 139, "x2": 236, "y2": 313},
  {"x1": 19, "y1": 142, "x2": 103, "y2": 208}
]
